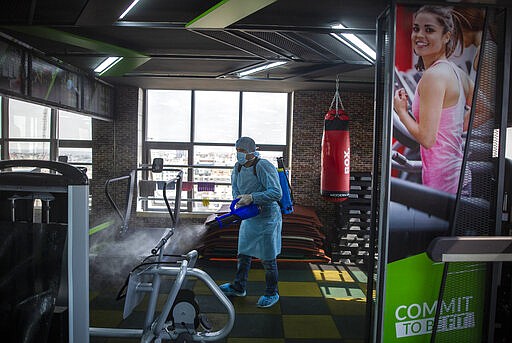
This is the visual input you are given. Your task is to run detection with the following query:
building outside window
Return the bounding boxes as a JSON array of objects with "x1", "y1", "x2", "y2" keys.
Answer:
[{"x1": 145, "y1": 89, "x2": 291, "y2": 213}]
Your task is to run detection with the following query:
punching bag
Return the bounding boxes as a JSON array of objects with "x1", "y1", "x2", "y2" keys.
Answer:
[{"x1": 321, "y1": 108, "x2": 350, "y2": 202}]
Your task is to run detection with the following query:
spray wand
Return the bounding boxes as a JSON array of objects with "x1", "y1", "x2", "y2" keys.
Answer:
[{"x1": 205, "y1": 198, "x2": 260, "y2": 229}]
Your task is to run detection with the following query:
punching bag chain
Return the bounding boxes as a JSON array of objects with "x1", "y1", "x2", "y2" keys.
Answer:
[{"x1": 329, "y1": 74, "x2": 345, "y2": 117}]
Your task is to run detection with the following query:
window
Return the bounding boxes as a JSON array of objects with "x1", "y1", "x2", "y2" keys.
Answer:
[
  {"x1": 147, "y1": 149, "x2": 189, "y2": 212},
  {"x1": 58, "y1": 110, "x2": 92, "y2": 140},
  {"x1": 256, "y1": 150, "x2": 284, "y2": 165},
  {"x1": 1, "y1": 96, "x2": 94, "y2": 208},
  {"x1": 10, "y1": 141, "x2": 51, "y2": 160},
  {"x1": 2, "y1": 98, "x2": 94, "y2": 166},
  {"x1": 58, "y1": 110, "x2": 93, "y2": 179},
  {"x1": 147, "y1": 90, "x2": 191, "y2": 142},
  {"x1": 193, "y1": 145, "x2": 236, "y2": 212},
  {"x1": 242, "y1": 92, "x2": 288, "y2": 145},
  {"x1": 145, "y1": 90, "x2": 290, "y2": 213},
  {"x1": 9, "y1": 99, "x2": 51, "y2": 139},
  {"x1": 57, "y1": 147, "x2": 92, "y2": 177},
  {"x1": 8, "y1": 99, "x2": 51, "y2": 160},
  {"x1": 57, "y1": 147, "x2": 92, "y2": 163},
  {"x1": 150, "y1": 149, "x2": 189, "y2": 166},
  {"x1": 195, "y1": 91, "x2": 239, "y2": 143}
]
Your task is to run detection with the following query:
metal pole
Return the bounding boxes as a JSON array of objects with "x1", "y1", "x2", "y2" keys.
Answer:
[{"x1": 68, "y1": 184, "x2": 90, "y2": 343}]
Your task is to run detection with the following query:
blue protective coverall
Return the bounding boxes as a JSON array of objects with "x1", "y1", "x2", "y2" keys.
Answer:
[{"x1": 231, "y1": 158, "x2": 282, "y2": 260}]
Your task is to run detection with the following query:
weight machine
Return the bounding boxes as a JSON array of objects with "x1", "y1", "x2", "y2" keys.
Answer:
[{"x1": 0, "y1": 159, "x2": 89, "y2": 343}]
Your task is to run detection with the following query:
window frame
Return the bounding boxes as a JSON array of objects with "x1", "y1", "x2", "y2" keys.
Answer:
[
  {"x1": 0, "y1": 96, "x2": 93, "y2": 179},
  {"x1": 143, "y1": 89, "x2": 292, "y2": 213}
]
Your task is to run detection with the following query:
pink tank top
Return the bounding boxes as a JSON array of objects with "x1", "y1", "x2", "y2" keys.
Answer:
[{"x1": 412, "y1": 60, "x2": 471, "y2": 195}]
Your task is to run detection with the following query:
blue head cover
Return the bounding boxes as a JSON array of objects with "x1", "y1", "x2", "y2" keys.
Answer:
[{"x1": 235, "y1": 136, "x2": 256, "y2": 153}]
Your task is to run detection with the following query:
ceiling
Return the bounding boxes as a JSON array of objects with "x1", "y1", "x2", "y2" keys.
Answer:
[
  {"x1": 0, "y1": 0, "x2": 510, "y2": 93},
  {"x1": 0, "y1": 0, "x2": 388, "y2": 92}
]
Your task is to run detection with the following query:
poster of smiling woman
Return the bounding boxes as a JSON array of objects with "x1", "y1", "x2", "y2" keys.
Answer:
[{"x1": 378, "y1": 2, "x2": 502, "y2": 342}]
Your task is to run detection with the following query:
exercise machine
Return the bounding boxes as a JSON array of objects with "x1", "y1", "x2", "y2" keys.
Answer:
[
  {"x1": 90, "y1": 237, "x2": 235, "y2": 342},
  {"x1": 91, "y1": 158, "x2": 235, "y2": 342},
  {"x1": 104, "y1": 157, "x2": 182, "y2": 236},
  {"x1": 0, "y1": 159, "x2": 89, "y2": 343}
]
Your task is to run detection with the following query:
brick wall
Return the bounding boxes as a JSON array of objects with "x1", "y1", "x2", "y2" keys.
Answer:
[
  {"x1": 291, "y1": 89, "x2": 375, "y2": 234},
  {"x1": 90, "y1": 115, "x2": 114, "y2": 224},
  {"x1": 90, "y1": 86, "x2": 139, "y2": 227},
  {"x1": 90, "y1": 87, "x2": 375, "y2": 245}
]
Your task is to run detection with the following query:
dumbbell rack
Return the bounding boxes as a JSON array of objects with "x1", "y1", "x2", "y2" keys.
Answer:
[{"x1": 333, "y1": 172, "x2": 373, "y2": 266}]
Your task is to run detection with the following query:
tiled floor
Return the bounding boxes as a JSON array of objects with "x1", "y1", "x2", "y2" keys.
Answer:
[{"x1": 89, "y1": 259, "x2": 370, "y2": 342}]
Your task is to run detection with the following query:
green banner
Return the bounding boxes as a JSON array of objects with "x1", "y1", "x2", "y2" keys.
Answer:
[{"x1": 384, "y1": 254, "x2": 486, "y2": 342}]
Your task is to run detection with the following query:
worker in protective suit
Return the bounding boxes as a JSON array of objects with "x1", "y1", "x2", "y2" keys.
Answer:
[{"x1": 219, "y1": 136, "x2": 283, "y2": 308}]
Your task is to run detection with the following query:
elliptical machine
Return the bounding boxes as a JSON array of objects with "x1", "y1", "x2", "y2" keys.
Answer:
[
  {"x1": 90, "y1": 239, "x2": 235, "y2": 342},
  {"x1": 91, "y1": 158, "x2": 235, "y2": 342},
  {"x1": 89, "y1": 238, "x2": 235, "y2": 342}
]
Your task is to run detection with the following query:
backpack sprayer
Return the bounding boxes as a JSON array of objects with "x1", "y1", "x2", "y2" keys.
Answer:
[
  {"x1": 205, "y1": 157, "x2": 293, "y2": 229},
  {"x1": 277, "y1": 157, "x2": 294, "y2": 215}
]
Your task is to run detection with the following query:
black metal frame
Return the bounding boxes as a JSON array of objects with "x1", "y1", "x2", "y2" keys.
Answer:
[
  {"x1": 104, "y1": 161, "x2": 184, "y2": 235},
  {"x1": 371, "y1": 4, "x2": 394, "y2": 342},
  {"x1": 372, "y1": 2, "x2": 512, "y2": 343}
]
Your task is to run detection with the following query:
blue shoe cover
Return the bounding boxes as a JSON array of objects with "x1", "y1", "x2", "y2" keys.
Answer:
[
  {"x1": 219, "y1": 283, "x2": 246, "y2": 297},
  {"x1": 257, "y1": 293, "x2": 279, "y2": 308}
]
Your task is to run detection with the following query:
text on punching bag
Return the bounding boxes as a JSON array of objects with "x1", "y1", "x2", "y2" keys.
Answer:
[{"x1": 343, "y1": 148, "x2": 350, "y2": 174}]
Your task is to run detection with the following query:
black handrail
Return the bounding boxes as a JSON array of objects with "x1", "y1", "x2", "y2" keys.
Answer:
[
  {"x1": 0, "y1": 159, "x2": 88, "y2": 185},
  {"x1": 104, "y1": 170, "x2": 136, "y2": 234},
  {"x1": 162, "y1": 169, "x2": 183, "y2": 228}
]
